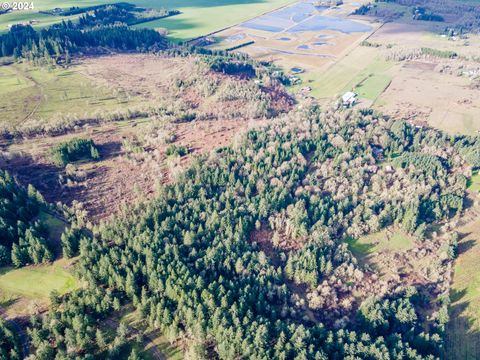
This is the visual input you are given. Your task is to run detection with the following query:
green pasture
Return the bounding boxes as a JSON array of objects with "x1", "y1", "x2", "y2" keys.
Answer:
[
  {"x1": 0, "y1": 0, "x2": 296, "y2": 41},
  {"x1": 293, "y1": 47, "x2": 396, "y2": 103}
]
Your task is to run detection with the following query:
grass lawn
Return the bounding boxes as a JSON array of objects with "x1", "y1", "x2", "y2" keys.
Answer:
[
  {"x1": 0, "y1": 260, "x2": 78, "y2": 299},
  {"x1": 354, "y1": 72, "x2": 392, "y2": 102},
  {"x1": 445, "y1": 215, "x2": 480, "y2": 359},
  {"x1": 1, "y1": 0, "x2": 296, "y2": 41}
]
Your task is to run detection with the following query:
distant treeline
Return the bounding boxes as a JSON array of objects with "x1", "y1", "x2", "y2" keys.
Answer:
[
  {"x1": 77, "y1": 3, "x2": 179, "y2": 28},
  {"x1": 39, "y1": 2, "x2": 134, "y2": 16},
  {"x1": 166, "y1": 45, "x2": 291, "y2": 83},
  {"x1": 39, "y1": 2, "x2": 180, "y2": 20},
  {"x1": 225, "y1": 41, "x2": 255, "y2": 52},
  {"x1": 0, "y1": 22, "x2": 167, "y2": 64},
  {"x1": 421, "y1": 47, "x2": 457, "y2": 59},
  {"x1": 356, "y1": 0, "x2": 480, "y2": 34}
]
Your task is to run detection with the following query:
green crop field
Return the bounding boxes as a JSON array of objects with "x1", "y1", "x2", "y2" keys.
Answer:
[
  {"x1": 133, "y1": 0, "x2": 296, "y2": 41},
  {"x1": 0, "y1": 261, "x2": 78, "y2": 299},
  {"x1": 0, "y1": 0, "x2": 296, "y2": 41}
]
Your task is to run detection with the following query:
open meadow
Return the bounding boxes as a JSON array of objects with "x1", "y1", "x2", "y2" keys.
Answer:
[
  {"x1": 0, "y1": 62, "x2": 139, "y2": 136},
  {"x1": 367, "y1": 22, "x2": 480, "y2": 135},
  {"x1": 0, "y1": 259, "x2": 78, "y2": 318}
]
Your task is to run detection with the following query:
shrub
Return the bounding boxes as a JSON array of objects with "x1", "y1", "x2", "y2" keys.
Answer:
[
  {"x1": 165, "y1": 145, "x2": 188, "y2": 157},
  {"x1": 51, "y1": 138, "x2": 100, "y2": 166}
]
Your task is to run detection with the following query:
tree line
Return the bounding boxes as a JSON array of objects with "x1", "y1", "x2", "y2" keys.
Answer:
[
  {"x1": 0, "y1": 170, "x2": 54, "y2": 268},
  {"x1": 0, "y1": 21, "x2": 167, "y2": 65}
]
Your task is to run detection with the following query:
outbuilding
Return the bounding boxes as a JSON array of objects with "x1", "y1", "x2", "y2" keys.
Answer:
[{"x1": 342, "y1": 91, "x2": 357, "y2": 107}]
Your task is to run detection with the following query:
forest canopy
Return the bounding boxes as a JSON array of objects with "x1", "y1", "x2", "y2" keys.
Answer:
[{"x1": 19, "y1": 104, "x2": 478, "y2": 359}]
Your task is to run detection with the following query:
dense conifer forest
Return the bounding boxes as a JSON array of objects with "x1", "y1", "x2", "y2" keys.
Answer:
[
  {"x1": 0, "y1": 21, "x2": 167, "y2": 64},
  {"x1": 16, "y1": 105, "x2": 478, "y2": 359},
  {"x1": 1, "y1": 3, "x2": 480, "y2": 357},
  {"x1": 0, "y1": 171, "x2": 54, "y2": 267}
]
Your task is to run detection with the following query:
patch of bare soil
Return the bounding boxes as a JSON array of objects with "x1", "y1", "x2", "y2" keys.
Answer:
[
  {"x1": 2, "y1": 117, "x2": 269, "y2": 222},
  {"x1": 403, "y1": 61, "x2": 437, "y2": 71},
  {"x1": 0, "y1": 124, "x2": 158, "y2": 221}
]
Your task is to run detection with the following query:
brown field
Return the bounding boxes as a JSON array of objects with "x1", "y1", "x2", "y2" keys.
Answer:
[
  {"x1": 0, "y1": 54, "x2": 286, "y2": 221},
  {"x1": 218, "y1": 26, "x2": 371, "y2": 72},
  {"x1": 375, "y1": 61, "x2": 480, "y2": 134},
  {"x1": 367, "y1": 22, "x2": 480, "y2": 135}
]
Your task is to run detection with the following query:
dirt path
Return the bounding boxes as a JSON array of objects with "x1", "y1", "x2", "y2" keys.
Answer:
[
  {"x1": 13, "y1": 65, "x2": 45, "y2": 122},
  {"x1": 104, "y1": 318, "x2": 167, "y2": 360}
]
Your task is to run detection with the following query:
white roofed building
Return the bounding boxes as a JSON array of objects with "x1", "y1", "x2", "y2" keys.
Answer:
[{"x1": 342, "y1": 92, "x2": 357, "y2": 107}]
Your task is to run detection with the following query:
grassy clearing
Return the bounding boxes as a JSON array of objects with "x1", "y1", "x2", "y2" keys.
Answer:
[
  {"x1": 0, "y1": 0, "x2": 296, "y2": 41},
  {"x1": 0, "y1": 65, "x2": 30, "y2": 94},
  {"x1": 38, "y1": 211, "x2": 67, "y2": 255},
  {"x1": 348, "y1": 228, "x2": 415, "y2": 261},
  {"x1": 0, "y1": 63, "x2": 136, "y2": 131},
  {"x1": 354, "y1": 72, "x2": 392, "y2": 102},
  {"x1": 468, "y1": 172, "x2": 480, "y2": 193},
  {"x1": 0, "y1": 260, "x2": 78, "y2": 300},
  {"x1": 445, "y1": 215, "x2": 480, "y2": 359}
]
